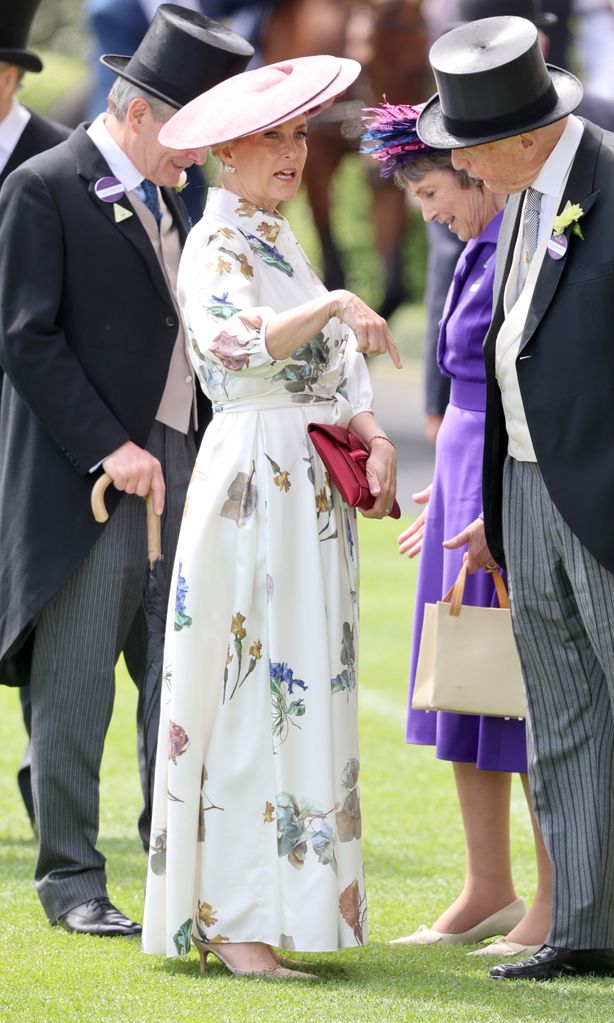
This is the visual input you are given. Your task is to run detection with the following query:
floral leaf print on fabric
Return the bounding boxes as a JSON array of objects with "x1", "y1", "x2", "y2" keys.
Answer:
[
  {"x1": 256, "y1": 220, "x2": 281, "y2": 245},
  {"x1": 262, "y1": 800, "x2": 275, "y2": 823},
  {"x1": 221, "y1": 464, "x2": 258, "y2": 527},
  {"x1": 344, "y1": 505, "x2": 356, "y2": 563},
  {"x1": 215, "y1": 255, "x2": 232, "y2": 275},
  {"x1": 198, "y1": 900, "x2": 218, "y2": 928},
  {"x1": 194, "y1": 901, "x2": 230, "y2": 944},
  {"x1": 240, "y1": 229, "x2": 294, "y2": 277},
  {"x1": 223, "y1": 613, "x2": 263, "y2": 703},
  {"x1": 207, "y1": 291, "x2": 241, "y2": 320},
  {"x1": 174, "y1": 563, "x2": 192, "y2": 631},
  {"x1": 276, "y1": 792, "x2": 336, "y2": 871},
  {"x1": 265, "y1": 453, "x2": 291, "y2": 493},
  {"x1": 331, "y1": 622, "x2": 357, "y2": 699},
  {"x1": 271, "y1": 334, "x2": 330, "y2": 394},
  {"x1": 173, "y1": 918, "x2": 193, "y2": 956},
  {"x1": 236, "y1": 198, "x2": 264, "y2": 218},
  {"x1": 217, "y1": 244, "x2": 255, "y2": 281},
  {"x1": 198, "y1": 765, "x2": 224, "y2": 843},
  {"x1": 217, "y1": 226, "x2": 235, "y2": 240},
  {"x1": 270, "y1": 661, "x2": 308, "y2": 750},
  {"x1": 209, "y1": 330, "x2": 252, "y2": 371},
  {"x1": 339, "y1": 880, "x2": 367, "y2": 946},
  {"x1": 336, "y1": 758, "x2": 362, "y2": 843},
  {"x1": 316, "y1": 471, "x2": 337, "y2": 542},
  {"x1": 169, "y1": 721, "x2": 190, "y2": 764},
  {"x1": 149, "y1": 828, "x2": 167, "y2": 876}
]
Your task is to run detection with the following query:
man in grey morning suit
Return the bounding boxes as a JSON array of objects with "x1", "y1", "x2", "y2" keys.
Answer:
[
  {"x1": 419, "y1": 16, "x2": 614, "y2": 980},
  {"x1": 0, "y1": 5, "x2": 253, "y2": 936}
]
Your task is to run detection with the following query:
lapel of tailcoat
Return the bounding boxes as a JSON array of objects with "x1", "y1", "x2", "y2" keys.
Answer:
[
  {"x1": 484, "y1": 121, "x2": 602, "y2": 362},
  {"x1": 70, "y1": 126, "x2": 190, "y2": 306}
]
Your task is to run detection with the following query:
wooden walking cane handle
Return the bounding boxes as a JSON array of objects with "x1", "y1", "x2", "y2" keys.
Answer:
[
  {"x1": 91, "y1": 471, "x2": 161, "y2": 566},
  {"x1": 91, "y1": 472, "x2": 113, "y2": 523}
]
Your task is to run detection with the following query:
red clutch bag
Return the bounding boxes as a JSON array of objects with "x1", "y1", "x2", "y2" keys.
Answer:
[{"x1": 307, "y1": 423, "x2": 401, "y2": 519}]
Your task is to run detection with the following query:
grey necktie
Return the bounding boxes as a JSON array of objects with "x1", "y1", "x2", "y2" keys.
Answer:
[
  {"x1": 523, "y1": 186, "x2": 541, "y2": 268},
  {"x1": 140, "y1": 178, "x2": 162, "y2": 224}
]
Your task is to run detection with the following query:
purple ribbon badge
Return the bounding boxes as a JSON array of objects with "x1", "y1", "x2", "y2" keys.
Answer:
[
  {"x1": 94, "y1": 176, "x2": 125, "y2": 203},
  {"x1": 547, "y1": 233, "x2": 568, "y2": 261}
]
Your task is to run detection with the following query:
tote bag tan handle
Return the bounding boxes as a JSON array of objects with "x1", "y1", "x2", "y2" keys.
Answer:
[
  {"x1": 442, "y1": 563, "x2": 510, "y2": 617},
  {"x1": 91, "y1": 471, "x2": 161, "y2": 566}
]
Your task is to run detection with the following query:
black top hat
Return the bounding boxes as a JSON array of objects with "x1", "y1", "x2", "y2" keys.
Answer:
[
  {"x1": 0, "y1": 0, "x2": 43, "y2": 73},
  {"x1": 101, "y1": 3, "x2": 254, "y2": 110},
  {"x1": 418, "y1": 16, "x2": 582, "y2": 149},
  {"x1": 451, "y1": 0, "x2": 557, "y2": 30}
]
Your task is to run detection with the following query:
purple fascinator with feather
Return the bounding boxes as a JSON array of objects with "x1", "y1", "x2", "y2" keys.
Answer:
[{"x1": 361, "y1": 100, "x2": 437, "y2": 178}]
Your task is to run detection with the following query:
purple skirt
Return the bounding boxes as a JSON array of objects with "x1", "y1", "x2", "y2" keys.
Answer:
[{"x1": 405, "y1": 380, "x2": 527, "y2": 773}]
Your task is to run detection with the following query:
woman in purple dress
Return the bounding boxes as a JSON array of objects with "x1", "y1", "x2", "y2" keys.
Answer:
[{"x1": 363, "y1": 104, "x2": 552, "y2": 957}]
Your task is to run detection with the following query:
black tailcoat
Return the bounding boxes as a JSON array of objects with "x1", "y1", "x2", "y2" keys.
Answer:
[
  {"x1": 483, "y1": 119, "x2": 614, "y2": 573},
  {"x1": 0, "y1": 109, "x2": 69, "y2": 189},
  {"x1": 0, "y1": 125, "x2": 208, "y2": 683}
]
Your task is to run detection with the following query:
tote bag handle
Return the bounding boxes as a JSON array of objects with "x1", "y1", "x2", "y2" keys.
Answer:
[{"x1": 442, "y1": 563, "x2": 510, "y2": 617}]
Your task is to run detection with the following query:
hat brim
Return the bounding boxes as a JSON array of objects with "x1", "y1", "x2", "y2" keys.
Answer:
[
  {"x1": 417, "y1": 64, "x2": 583, "y2": 148},
  {"x1": 448, "y1": 12, "x2": 557, "y2": 29},
  {"x1": 100, "y1": 55, "x2": 182, "y2": 108},
  {"x1": 158, "y1": 56, "x2": 361, "y2": 150},
  {"x1": 0, "y1": 47, "x2": 42, "y2": 73}
]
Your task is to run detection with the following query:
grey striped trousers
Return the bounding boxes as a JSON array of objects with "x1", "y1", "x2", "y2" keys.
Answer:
[
  {"x1": 503, "y1": 457, "x2": 614, "y2": 949},
  {"x1": 30, "y1": 422, "x2": 196, "y2": 923}
]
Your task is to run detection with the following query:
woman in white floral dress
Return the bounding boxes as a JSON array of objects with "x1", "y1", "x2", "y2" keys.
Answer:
[{"x1": 142, "y1": 56, "x2": 401, "y2": 979}]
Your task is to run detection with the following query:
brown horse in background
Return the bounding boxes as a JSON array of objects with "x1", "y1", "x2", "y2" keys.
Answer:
[{"x1": 261, "y1": 0, "x2": 433, "y2": 315}]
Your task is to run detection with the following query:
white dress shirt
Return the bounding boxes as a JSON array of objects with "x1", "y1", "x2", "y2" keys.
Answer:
[
  {"x1": 87, "y1": 113, "x2": 144, "y2": 192},
  {"x1": 496, "y1": 114, "x2": 584, "y2": 460},
  {"x1": 0, "y1": 99, "x2": 31, "y2": 175}
]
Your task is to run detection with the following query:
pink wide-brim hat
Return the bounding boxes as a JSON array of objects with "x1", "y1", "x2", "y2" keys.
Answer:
[{"x1": 158, "y1": 54, "x2": 361, "y2": 149}]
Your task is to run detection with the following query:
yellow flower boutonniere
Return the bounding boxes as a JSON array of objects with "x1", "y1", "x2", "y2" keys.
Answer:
[
  {"x1": 552, "y1": 201, "x2": 585, "y2": 239},
  {"x1": 173, "y1": 170, "x2": 188, "y2": 193}
]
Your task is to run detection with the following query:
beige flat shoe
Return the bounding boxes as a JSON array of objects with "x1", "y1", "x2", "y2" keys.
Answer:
[
  {"x1": 192, "y1": 936, "x2": 317, "y2": 980},
  {"x1": 389, "y1": 897, "x2": 527, "y2": 946},
  {"x1": 467, "y1": 939, "x2": 541, "y2": 957}
]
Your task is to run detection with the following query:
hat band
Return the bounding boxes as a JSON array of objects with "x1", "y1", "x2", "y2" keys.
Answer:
[{"x1": 442, "y1": 80, "x2": 558, "y2": 140}]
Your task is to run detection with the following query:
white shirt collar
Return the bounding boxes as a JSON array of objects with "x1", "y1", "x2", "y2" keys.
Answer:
[
  {"x1": 86, "y1": 113, "x2": 144, "y2": 192},
  {"x1": 0, "y1": 99, "x2": 31, "y2": 170},
  {"x1": 531, "y1": 113, "x2": 584, "y2": 198}
]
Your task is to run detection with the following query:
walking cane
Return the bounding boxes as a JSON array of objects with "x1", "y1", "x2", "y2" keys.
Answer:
[
  {"x1": 91, "y1": 472, "x2": 161, "y2": 567},
  {"x1": 90, "y1": 471, "x2": 165, "y2": 841}
]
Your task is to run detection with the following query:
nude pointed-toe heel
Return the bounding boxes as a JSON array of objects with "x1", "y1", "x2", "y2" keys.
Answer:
[{"x1": 191, "y1": 936, "x2": 317, "y2": 981}]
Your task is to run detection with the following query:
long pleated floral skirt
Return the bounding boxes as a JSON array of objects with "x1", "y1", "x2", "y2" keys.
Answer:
[{"x1": 142, "y1": 400, "x2": 368, "y2": 956}]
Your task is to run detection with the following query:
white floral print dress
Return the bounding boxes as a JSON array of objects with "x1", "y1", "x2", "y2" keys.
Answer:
[{"x1": 142, "y1": 188, "x2": 372, "y2": 957}]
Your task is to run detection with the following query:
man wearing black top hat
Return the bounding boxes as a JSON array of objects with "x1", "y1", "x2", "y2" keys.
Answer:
[
  {"x1": 0, "y1": 0, "x2": 69, "y2": 190},
  {"x1": 0, "y1": 0, "x2": 71, "y2": 832},
  {"x1": 419, "y1": 15, "x2": 614, "y2": 980},
  {"x1": 0, "y1": 4, "x2": 253, "y2": 937},
  {"x1": 422, "y1": 0, "x2": 614, "y2": 443}
]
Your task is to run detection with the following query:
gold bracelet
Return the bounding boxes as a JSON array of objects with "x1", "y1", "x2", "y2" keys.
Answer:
[
  {"x1": 369, "y1": 434, "x2": 396, "y2": 450},
  {"x1": 336, "y1": 301, "x2": 348, "y2": 323}
]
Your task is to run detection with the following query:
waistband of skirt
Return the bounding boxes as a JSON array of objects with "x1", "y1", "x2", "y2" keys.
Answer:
[
  {"x1": 212, "y1": 394, "x2": 338, "y2": 414},
  {"x1": 449, "y1": 378, "x2": 486, "y2": 413}
]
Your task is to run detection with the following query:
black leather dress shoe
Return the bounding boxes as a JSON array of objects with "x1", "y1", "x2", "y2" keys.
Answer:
[
  {"x1": 58, "y1": 897, "x2": 142, "y2": 937},
  {"x1": 490, "y1": 944, "x2": 614, "y2": 980}
]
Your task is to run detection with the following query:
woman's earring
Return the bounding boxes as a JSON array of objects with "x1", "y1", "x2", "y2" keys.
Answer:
[{"x1": 223, "y1": 164, "x2": 237, "y2": 175}]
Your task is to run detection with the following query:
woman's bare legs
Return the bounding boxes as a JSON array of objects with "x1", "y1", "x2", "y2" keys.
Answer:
[{"x1": 432, "y1": 762, "x2": 517, "y2": 933}]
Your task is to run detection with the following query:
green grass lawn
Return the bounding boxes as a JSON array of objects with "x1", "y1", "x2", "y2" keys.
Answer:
[{"x1": 1, "y1": 519, "x2": 611, "y2": 1022}]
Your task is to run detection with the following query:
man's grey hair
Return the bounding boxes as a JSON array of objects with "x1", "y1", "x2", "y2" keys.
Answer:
[{"x1": 107, "y1": 76, "x2": 175, "y2": 121}]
